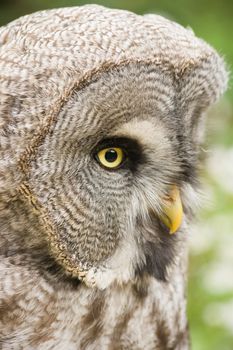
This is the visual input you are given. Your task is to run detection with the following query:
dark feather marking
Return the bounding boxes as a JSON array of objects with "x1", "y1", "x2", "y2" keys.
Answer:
[
  {"x1": 29, "y1": 321, "x2": 55, "y2": 348},
  {"x1": 38, "y1": 253, "x2": 82, "y2": 290},
  {"x1": 4, "y1": 249, "x2": 82, "y2": 290},
  {"x1": 131, "y1": 277, "x2": 149, "y2": 300},
  {"x1": 135, "y1": 212, "x2": 178, "y2": 282},
  {"x1": 150, "y1": 302, "x2": 172, "y2": 350},
  {"x1": 109, "y1": 311, "x2": 132, "y2": 350},
  {"x1": 109, "y1": 281, "x2": 147, "y2": 350},
  {"x1": 171, "y1": 325, "x2": 190, "y2": 350},
  {"x1": 156, "y1": 319, "x2": 172, "y2": 350},
  {"x1": 80, "y1": 291, "x2": 105, "y2": 349},
  {"x1": 29, "y1": 297, "x2": 57, "y2": 347},
  {"x1": 151, "y1": 302, "x2": 189, "y2": 350},
  {"x1": 0, "y1": 294, "x2": 27, "y2": 326}
]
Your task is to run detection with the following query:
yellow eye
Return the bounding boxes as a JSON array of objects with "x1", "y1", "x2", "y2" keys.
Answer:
[{"x1": 96, "y1": 147, "x2": 125, "y2": 169}]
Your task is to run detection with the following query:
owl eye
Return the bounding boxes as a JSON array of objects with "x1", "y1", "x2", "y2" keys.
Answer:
[{"x1": 95, "y1": 147, "x2": 125, "y2": 169}]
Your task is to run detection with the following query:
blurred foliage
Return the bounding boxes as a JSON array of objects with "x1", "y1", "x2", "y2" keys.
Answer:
[{"x1": 0, "y1": 1, "x2": 232, "y2": 349}]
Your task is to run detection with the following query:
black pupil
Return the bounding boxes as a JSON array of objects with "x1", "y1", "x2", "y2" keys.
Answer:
[{"x1": 105, "y1": 149, "x2": 118, "y2": 163}]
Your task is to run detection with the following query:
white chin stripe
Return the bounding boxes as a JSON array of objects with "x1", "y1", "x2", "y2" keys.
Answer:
[{"x1": 83, "y1": 237, "x2": 139, "y2": 289}]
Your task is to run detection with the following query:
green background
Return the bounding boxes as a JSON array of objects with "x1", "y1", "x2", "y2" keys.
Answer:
[{"x1": 1, "y1": 1, "x2": 232, "y2": 349}]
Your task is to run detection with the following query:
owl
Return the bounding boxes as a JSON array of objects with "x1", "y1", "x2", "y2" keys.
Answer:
[{"x1": 0, "y1": 5, "x2": 228, "y2": 350}]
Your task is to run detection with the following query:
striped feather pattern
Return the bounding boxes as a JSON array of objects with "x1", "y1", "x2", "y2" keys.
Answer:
[{"x1": 0, "y1": 5, "x2": 227, "y2": 349}]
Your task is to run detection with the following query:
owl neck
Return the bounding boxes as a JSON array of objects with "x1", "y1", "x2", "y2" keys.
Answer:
[
  {"x1": 0, "y1": 199, "x2": 189, "y2": 349},
  {"x1": 54, "y1": 264, "x2": 189, "y2": 349}
]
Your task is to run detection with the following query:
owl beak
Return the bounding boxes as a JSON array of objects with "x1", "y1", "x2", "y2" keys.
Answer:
[{"x1": 159, "y1": 185, "x2": 183, "y2": 234}]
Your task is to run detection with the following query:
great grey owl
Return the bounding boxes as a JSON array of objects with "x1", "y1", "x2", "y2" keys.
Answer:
[{"x1": 0, "y1": 5, "x2": 228, "y2": 350}]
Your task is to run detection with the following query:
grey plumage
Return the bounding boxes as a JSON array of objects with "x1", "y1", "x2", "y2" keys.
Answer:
[{"x1": 0, "y1": 5, "x2": 228, "y2": 349}]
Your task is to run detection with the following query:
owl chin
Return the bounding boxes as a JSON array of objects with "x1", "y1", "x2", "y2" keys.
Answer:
[
  {"x1": 64, "y1": 235, "x2": 139, "y2": 289},
  {"x1": 82, "y1": 265, "x2": 134, "y2": 290},
  {"x1": 63, "y1": 223, "x2": 178, "y2": 290},
  {"x1": 52, "y1": 204, "x2": 181, "y2": 290}
]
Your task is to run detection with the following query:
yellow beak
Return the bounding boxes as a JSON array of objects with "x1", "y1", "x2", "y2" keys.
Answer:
[{"x1": 159, "y1": 185, "x2": 183, "y2": 234}]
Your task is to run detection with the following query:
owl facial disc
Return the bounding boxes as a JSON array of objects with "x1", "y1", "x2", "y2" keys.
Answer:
[{"x1": 159, "y1": 185, "x2": 183, "y2": 234}]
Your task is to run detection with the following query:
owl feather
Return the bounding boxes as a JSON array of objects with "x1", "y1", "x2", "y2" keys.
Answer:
[{"x1": 0, "y1": 5, "x2": 228, "y2": 349}]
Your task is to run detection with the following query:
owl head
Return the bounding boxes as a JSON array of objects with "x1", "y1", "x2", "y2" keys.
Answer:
[{"x1": 0, "y1": 5, "x2": 227, "y2": 289}]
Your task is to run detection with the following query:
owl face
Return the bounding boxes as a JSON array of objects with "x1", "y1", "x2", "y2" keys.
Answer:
[{"x1": 27, "y1": 62, "x2": 206, "y2": 288}]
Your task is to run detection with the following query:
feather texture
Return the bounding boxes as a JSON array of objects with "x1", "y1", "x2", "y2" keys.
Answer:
[{"x1": 0, "y1": 5, "x2": 228, "y2": 349}]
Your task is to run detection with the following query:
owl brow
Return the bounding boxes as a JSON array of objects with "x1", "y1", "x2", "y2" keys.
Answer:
[{"x1": 92, "y1": 136, "x2": 143, "y2": 159}]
